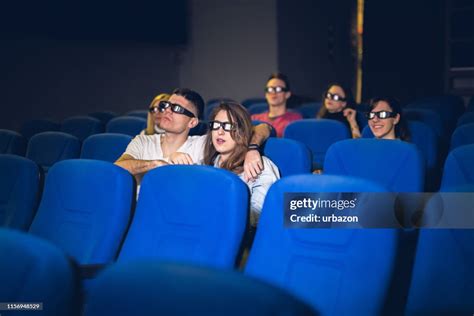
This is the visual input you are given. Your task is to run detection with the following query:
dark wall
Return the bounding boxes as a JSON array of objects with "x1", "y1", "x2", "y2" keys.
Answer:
[
  {"x1": 0, "y1": 39, "x2": 180, "y2": 131},
  {"x1": 277, "y1": 0, "x2": 356, "y2": 102},
  {"x1": 363, "y1": 0, "x2": 445, "y2": 104}
]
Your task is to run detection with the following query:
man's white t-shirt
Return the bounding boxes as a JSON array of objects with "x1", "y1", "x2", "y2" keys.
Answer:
[{"x1": 124, "y1": 134, "x2": 206, "y2": 164}]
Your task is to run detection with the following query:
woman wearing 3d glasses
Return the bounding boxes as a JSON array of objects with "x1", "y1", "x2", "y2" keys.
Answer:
[
  {"x1": 204, "y1": 102, "x2": 280, "y2": 227},
  {"x1": 142, "y1": 93, "x2": 170, "y2": 135},
  {"x1": 367, "y1": 96, "x2": 410, "y2": 140},
  {"x1": 316, "y1": 83, "x2": 361, "y2": 138}
]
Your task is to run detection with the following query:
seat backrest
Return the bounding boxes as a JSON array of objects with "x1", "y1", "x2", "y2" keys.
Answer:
[
  {"x1": 245, "y1": 174, "x2": 398, "y2": 315},
  {"x1": 263, "y1": 138, "x2": 311, "y2": 177},
  {"x1": 0, "y1": 129, "x2": 26, "y2": 156},
  {"x1": 0, "y1": 228, "x2": 80, "y2": 316},
  {"x1": 403, "y1": 108, "x2": 443, "y2": 137},
  {"x1": 125, "y1": 110, "x2": 148, "y2": 119},
  {"x1": 241, "y1": 97, "x2": 267, "y2": 108},
  {"x1": 457, "y1": 111, "x2": 474, "y2": 127},
  {"x1": 284, "y1": 119, "x2": 350, "y2": 169},
  {"x1": 88, "y1": 111, "x2": 118, "y2": 125},
  {"x1": 61, "y1": 116, "x2": 104, "y2": 141},
  {"x1": 29, "y1": 159, "x2": 134, "y2": 264},
  {"x1": 295, "y1": 102, "x2": 322, "y2": 119},
  {"x1": 84, "y1": 261, "x2": 316, "y2": 316},
  {"x1": 450, "y1": 123, "x2": 474, "y2": 151},
  {"x1": 324, "y1": 138, "x2": 425, "y2": 192},
  {"x1": 440, "y1": 144, "x2": 474, "y2": 190},
  {"x1": 252, "y1": 120, "x2": 277, "y2": 137},
  {"x1": 20, "y1": 119, "x2": 60, "y2": 140},
  {"x1": 118, "y1": 165, "x2": 249, "y2": 269},
  {"x1": 189, "y1": 121, "x2": 208, "y2": 136},
  {"x1": 81, "y1": 133, "x2": 132, "y2": 162},
  {"x1": 26, "y1": 132, "x2": 81, "y2": 172},
  {"x1": 106, "y1": 117, "x2": 147, "y2": 136},
  {"x1": 362, "y1": 121, "x2": 438, "y2": 169},
  {"x1": 247, "y1": 102, "x2": 268, "y2": 115},
  {"x1": 0, "y1": 155, "x2": 40, "y2": 230}
]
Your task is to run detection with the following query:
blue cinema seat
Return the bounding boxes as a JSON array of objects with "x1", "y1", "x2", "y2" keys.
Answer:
[
  {"x1": 20, "y1": 119, "x2": 60, "y2": 140},
  {"x1": 88, "y1": 111, "x2": 118, "y2": 125},
  {"x1": 440, "y1": 144, "x2": 474, "y2": 191},
  {"x1": 242, "y1": 97, "x2": 267, "y2": 108},
  {"x1": 26, "y1": 131, "x2": 81, "y2": 172},
  {"x1": 295, "y1": 102, "x2": 322, "y2": 119},
  {"x1": 81, "y1": 133, "x2": 132, "y2": 162},
  {"x1": 61, "y1": 116, "x2": 104, "y2": 141},
  {"x1": 405, "y1": 185, "x2": 474, "y2": 315},
  {"x1": 456, "y1": 111, "x2": 474, "y2": 128},
  {"x1": 189, "y1": 121, "x2": 208, "y2": 136},
  {"x1": 403, "y1": 108, "x2": 443, "y2": 138},
  {"x1": 245, "y1": 174, "x2": 399, "y2": 315},
  {"x1": 247, "y1": 102, "x2": 269, "y2": 115},
  {"x1": 284, "y1": 119, "x2": 350, "y2": 170},
  {"x1": 324, "y1": 138, "x2": 425, "y2": 192},
  {"x1": 125, "y1": 110, "x2": 148, "y2": 119},
  {"x1": 84, "y1": 261, "x2": 316, "y2": 316},
  {"x1": 252, "y1": 120, "x2": 277, "y2": 138},
  {"x1": 29, "y1": 159, "x2": 134, "y2": 264},
  {"x1": 262, "y1": 137, "x2": 311, "y2": 177},
  {"x1": 106, "y1": 116, "x2": 147, "y2": 136},
  {"x1": 0, "y1": 228, "x2": 81, "y2": 316},
  {"x1": 450, "y1": 123, "x2": 474, "y2": 151},
  {"x1": 0, "y1": 129, "x2": 27, "y2": 156},
  {"x1": 0, "y1": 155, "x2": 40, "y2": 230},
  {"x1": 118, "y1": 165, "x2": 249, "y2": 269}
]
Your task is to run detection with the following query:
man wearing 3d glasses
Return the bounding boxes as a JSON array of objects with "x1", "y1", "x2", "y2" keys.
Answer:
[
  {"x1": 115, "y1": 88, "x2": 270, "y2": 186},
  {"x1": 251, "y1": 73, "x2": 302, "y2": 137}
]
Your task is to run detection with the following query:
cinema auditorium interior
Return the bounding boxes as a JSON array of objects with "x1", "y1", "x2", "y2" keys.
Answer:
[{"x1": 1, "y1": 0, "x2": 473, "y2": 315}]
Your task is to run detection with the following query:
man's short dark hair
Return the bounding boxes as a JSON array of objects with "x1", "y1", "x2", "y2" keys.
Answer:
[
  {"x1": 267, "y1": 73, "x2": 291, "y2": 91},
  {"x1": 172, "y1": 88, "x2": 205, "y2": 120}
]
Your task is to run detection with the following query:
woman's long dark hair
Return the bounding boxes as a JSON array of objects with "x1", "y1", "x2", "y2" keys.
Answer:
[
  {"x1": 203, "y1": 102, "x2": 253, "y2": 174},
  {"x1": 369, "y1": 96, "x2": 410, "y2": 141},
  {"x1": 316, "y1": 82, "x2": 355, "y2": 118}
]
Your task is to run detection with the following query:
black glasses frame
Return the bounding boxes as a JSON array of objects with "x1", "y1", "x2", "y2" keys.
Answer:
[
  {"x1": 366, "y1": 111, "x2": 398, "y2": 120},
  {"x1": 158, "y1": 101, "x2": 195, "y2": 118},
  {"x1": 265, "y1": 86, "x2": 288, "y2": 94},
  {"x1": 209, "y1": 120, "x2": 236, "y2": 132},
  {"x1": 326, "y1": 92, "x2": 346, "y2": 102}
]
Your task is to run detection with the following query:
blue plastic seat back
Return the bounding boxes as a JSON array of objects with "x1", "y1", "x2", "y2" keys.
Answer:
[
  {"x1": 0, "y1": 129, "x2": 27, "y2": 156},
  {"x1": 81, "y1": 133, "x2": 132, "y2": 162},
  {"x1": 20, "y1": 119, "x2": 60, "y2": 140},
  {"x1": 324, "y1": 138, "x2": 425, "y2": 192},
  {"x1": 26, "y1": 132, "x2": 81, "y2": 172},
  {"x1": 118, "y1": 165, "x2": 249, "y2": 269},
  {"x1": 247, "y1": 102, "x2": 268, "y2": 115},
  {"x1": 263, "y1": 138, "x2": 311, "y2": 177},
  {"x1": 362, "y1": 121, "x2": 437, "y2": 170},
  {"x1": 88, "y1": 111, "x2": 118, "y2": 125},
  {"x1": 84, "y1": 261, "x2": 317, "y2": 316},
  {"x1": 29, "y1": 159, "x2": 134, "y2": 264},
  {"x1": 242, "y1": 97, "x2": 267, "y2": 108},
  {"x1": 0, "y1": 155, "x2": 40, "y2": 230},
  {"x1": 456, "y1": 111, "x2": 474, "y2": 128},
  {"x1": 189, "y1": 121, "x2": 208, "y2": 136},
  {"x1": 245, "y1": 174, "x2": 398, "y2": 315},
  {"x1": 61, "y1": 116, "x2": 104, "y2": 141},
  {"x1": 295, "y1": 102, "x2": 322, "y2": 119},
  {"x1": 0, "y1": 228, "x2": 81, "y2": 316},
  {"x1": 450, "y1": 123, "x2": 474, "y2": 151},
  {"x1": 403, "y1": 108, "x2": 443, "y2": 137},
  {"x1": 106, "y1": 117, "x2": 147, "y2": 136},
  {"x1": 125, "y1": 110, "x2": 148, "y2": 119},
  {"x1": 441, "y1": 144, "x2": 474, "y2": 190},
  {"x1": 284, "y1": 119, "x2": 350, "y2": 169}
]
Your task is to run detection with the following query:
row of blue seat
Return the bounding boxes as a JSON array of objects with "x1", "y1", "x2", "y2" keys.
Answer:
[{"x1": 1, "y1": 157, "x2": 472, "y2": 314}]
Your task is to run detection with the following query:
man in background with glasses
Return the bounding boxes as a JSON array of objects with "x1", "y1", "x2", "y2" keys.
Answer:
[
  {"x1": 251, "y1": 73, "x2": 302, "y2": 137},
  {"x1": 115, "y1": 88, "x2": 270, "y2": 188}
]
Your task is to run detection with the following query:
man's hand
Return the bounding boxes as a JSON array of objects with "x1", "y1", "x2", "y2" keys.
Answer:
[
  {"x1": 244, "y1": 150, "x2": 264, "y2": 182},
  {"x1": 169, "y1": 152, "x2": 194, "y2": 165}
]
